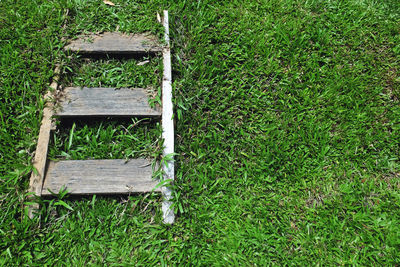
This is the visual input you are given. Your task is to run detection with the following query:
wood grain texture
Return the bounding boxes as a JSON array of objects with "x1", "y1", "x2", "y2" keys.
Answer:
[
  {"x1": 28, "y1": 64, "x2": 60, "y2": 218},
  {"x1": 55, "y1": 87, "x2": 161, "y2": 117},
  {"x1": 42, "y1": 159, "x2": 160, "y2": 195},
  {"x1": 161, "y1": 11, "x2": 175, "y2": 224},
  {"x1": 65, "y1": 32, "x2": 162, "y2": 55}
]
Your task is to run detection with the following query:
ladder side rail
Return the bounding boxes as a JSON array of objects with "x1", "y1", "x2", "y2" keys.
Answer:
[
  {"x1": 161, "y1": 10, "x2": 175, "y2": 224},
  {"x1": 27, "y1": 65, "x2": 60, "y2": 218}
]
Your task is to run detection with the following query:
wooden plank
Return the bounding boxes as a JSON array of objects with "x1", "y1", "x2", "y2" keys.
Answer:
[
  {"x1": 42, "y1": 159, "x2": 160, "y2": 196},
  {"x1": 64, "y1": 32, "x2": 162, "y2": 55},
  {"x1": 28, "y1": 65, "x2": 60, "y2": 218},
  {"x1": 56, "y1": 87, "x2": 161, "y2": 117},
  {"x1": 161, "y1": 10, "x2": 175, "y2": 224}
]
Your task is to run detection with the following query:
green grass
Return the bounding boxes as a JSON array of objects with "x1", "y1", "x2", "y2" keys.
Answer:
[
  {"x1": 62, "y1": 57, "x2": 162, "y2": 87},
  {"x1": 1, "y1": 0, "x2": 400, "y2": 265},
  {"x1": 48, "y1": 119, "x2": 162, "y2": 161}
]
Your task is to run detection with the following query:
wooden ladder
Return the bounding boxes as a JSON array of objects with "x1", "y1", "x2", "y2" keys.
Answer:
[{"x1": 27, "y1": 11, "x2": 175, "y2": 224}]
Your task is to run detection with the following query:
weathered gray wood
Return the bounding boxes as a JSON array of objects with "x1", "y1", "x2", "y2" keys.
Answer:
[
  {"x1": 28, "y1": 64, "x2": 61, "y2": 218},
  {"x1": 42, "y1": 159, "x2": 160, "y2": 196},
  {"x1": 65, "y1": 32, "x2": 162, "y2": 55},
  {"x1": 55, "y1": 87, "x2": 161, "y2": 117},
  {"x1": 161, "y1": 10, "x2": 175, "y2": 224}
]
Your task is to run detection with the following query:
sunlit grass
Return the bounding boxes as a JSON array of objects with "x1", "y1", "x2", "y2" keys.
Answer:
[{"x1": 1, "y1": 0, "x2": 399, "y2": 265}]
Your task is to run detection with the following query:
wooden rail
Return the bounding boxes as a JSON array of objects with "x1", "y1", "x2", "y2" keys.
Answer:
[{"x1": 161, "y1": 10, "x2": 175, "y2": 224}]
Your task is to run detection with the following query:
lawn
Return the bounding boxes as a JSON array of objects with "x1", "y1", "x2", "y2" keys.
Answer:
[{"x1": 1, "y1": 0, "x2": 400, "y2": 265}]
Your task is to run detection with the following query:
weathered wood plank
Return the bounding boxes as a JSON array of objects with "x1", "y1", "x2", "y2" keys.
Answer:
[
  {"x1": 55, "y1": 87, "x2": 161, "y2": 117},
  {"x1": 42, "y1": 159, "x2": 160, "y2": 196},
  {"x1": 65, "y1": 32, "x2": 162, "y2": 55},
  {"x1": 161, "y1": 11, "x2": 175, "y2": 224},
  {"x1": 28, "y1": 64, "x2": 60, "y2": 218}
]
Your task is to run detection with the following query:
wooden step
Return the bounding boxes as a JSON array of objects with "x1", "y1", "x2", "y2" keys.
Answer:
[
  {"x1": 42, "y1": 159, "x2": 160, "y2": 196},
  {"x1": 55, "y1": 87, "x2": 161, "y2": 117},
  {"x1": 65, "y1": 32, "x2": 162, "y2": 55}
]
